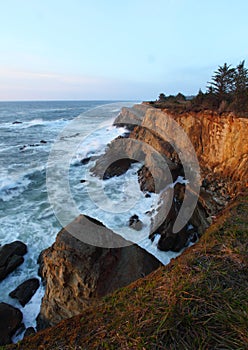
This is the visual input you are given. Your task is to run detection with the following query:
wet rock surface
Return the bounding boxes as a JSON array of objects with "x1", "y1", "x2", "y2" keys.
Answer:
[
  {"x1": 0, "y1": 241, "x2": 27, "y2": 281},
  {"x1": 129, "y1": 214, "x2": 143, "y2": 231},
  {"x1": 9, "y1": 278, "x2": 40, "y2": 307},
  {"x1": 0, "y1": 302, "x2": 23, "y2": 345}
]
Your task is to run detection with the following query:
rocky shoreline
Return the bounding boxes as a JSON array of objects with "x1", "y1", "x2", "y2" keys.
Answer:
[
  {"x1": 0, "y1": 241, "x2": 39, "y2": 345},
  {"x1": 1, "y1": 104, "x2": 247, "y2": 346}
]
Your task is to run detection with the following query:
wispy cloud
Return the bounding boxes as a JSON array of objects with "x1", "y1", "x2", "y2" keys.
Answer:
[{"x1": 0, "y1": 67, "x2": 112, "y2": 100}]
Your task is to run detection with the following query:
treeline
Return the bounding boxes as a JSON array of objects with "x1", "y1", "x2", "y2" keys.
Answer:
[{"x1": 152, "y1": 61, "x2": 248, "y2": 116}]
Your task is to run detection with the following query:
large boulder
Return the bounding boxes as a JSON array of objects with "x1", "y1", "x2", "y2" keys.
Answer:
[
  {"x1": 9, "y1": 278, "x2": 40, "y2": 307},
  {"x1": 0, "y1": 302, "x2": 23, "y2": 345},
  {"x1": 37, "y1": 215, "x2": 161, "y2": 329},
  {"x1": 0, "y1": 241, "x2": 27, "y2": 281}
]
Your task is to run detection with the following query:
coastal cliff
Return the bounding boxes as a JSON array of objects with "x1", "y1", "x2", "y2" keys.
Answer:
[
  {"x1": 92, "y1": 104, "x2": 247, "y2": 249},
  {"x1": 36, "y1": 105, "x2": 248, "y2": 332},
  {"x1": 5, "y1": 103, "x2": 243, "y2": 349},
  {"x1": 115, "y1": 104, "x2": 248, "y2": 191}
]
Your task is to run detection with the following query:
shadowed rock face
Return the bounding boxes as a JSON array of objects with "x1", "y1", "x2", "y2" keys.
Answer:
[
  {"x1": 0, "y1": 302, "x2": 23, "y2": 345},
  {"x1": 37, "y1": 215, "x2": 161, "y2": 329}
]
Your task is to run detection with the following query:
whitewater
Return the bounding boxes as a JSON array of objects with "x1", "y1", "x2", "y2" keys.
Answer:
[{"x1": 0, "y1": 101, "x2": 182, "y2": 341}]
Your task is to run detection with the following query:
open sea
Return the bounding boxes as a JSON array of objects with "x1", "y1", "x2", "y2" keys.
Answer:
[{"x1": 0, "y1": 100, "x2": 181, "y2": 340}]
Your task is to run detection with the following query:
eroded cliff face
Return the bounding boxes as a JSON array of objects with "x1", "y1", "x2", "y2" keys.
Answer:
[
  {"x1": 115, "y1": 105, "x2": 248, "y2": 190},
  {"x1": 141, "y1": 108, "x2": 248, "y2": 188},
  {"x1": 92, "y1": 104, "x2": 248, "y2": 249}
]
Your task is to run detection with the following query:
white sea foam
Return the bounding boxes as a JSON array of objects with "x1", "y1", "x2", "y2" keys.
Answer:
[
  {"x1": 0, "y1": 176, "x2": 31, "y2": 202},
  {"x1": 71, "y1": 122, "x2": 127, "y2": 164},
  {"x1": 0, "y1": 117, "x2": 68, "y2": 130}
]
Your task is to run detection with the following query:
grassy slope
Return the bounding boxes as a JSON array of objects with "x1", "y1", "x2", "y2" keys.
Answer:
[{"x1": 6, "y1": 191, "x2": 248, "y2": 350}]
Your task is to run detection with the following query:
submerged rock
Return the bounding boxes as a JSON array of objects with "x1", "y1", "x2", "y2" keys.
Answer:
[
  {"x1": 9, "y1": 278, "x2": 40, "y2": 307},
  {"x1": 80, "y1": 156, "x2": 91, "y2": 165},
  {"x1": 0, "y1": 302, "x2": 23, "y2": 345},
  {"x1": 0, "y1": 241, "x2": 27, "y2": 281}
]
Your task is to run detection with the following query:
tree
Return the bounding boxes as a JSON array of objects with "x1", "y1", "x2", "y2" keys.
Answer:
[
  {"x1": 232, "y1": 60, "x2": 248, "y2": 113},
  {"x1": 158, "y1": 93, "x2": 166, "y2": 102},
  {"x1": 207, "y1": 63, "x2": 235, "y2": 103},
  {"x1": 234, "y1": 60, "x2": 248, "y2": 94},
  {"x1": 176, "y1": 92, "x2": 186, "y2": 101}
]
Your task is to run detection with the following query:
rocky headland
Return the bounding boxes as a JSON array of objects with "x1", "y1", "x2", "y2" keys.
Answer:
[{"x1": 3, "y1": 104, "x2": 248, "y2": 348}]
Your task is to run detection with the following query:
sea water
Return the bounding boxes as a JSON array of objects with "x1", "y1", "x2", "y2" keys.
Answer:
[{"x1": 0, "y1": 100, "x2": 181, "y2": 339}]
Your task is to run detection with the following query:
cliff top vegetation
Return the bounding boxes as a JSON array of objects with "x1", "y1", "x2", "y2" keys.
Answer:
[{"x1": 149, "y1": 61, "x2": 248, "y2": 117}]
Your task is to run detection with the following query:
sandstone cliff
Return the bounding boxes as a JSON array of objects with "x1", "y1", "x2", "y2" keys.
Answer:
[{"x1": 114, "y1": 104, "x2": 248, "y2": 193}]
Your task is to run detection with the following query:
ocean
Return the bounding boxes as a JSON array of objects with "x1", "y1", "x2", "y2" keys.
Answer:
[{"x1": 0, "y1": 100, "x2": 181, "y2": 340}]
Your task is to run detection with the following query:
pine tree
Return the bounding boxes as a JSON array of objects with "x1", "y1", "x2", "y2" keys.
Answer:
[
  {"x1": 232, "y1": 60, "x2": 248, "y2": 112},
  {"x1": 207, "y1": 63, "x2": 235, "y2": 103}
]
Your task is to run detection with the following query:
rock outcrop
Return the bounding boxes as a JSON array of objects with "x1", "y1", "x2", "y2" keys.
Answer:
[
  {"x1": 9, "y1": 278, "x2": 40, "y2": 307},
  {"x1": 38, "y1": 215, "x2": 161, "y2": 328},
  {"x1": 0, "y1": 241, "x2": 27, "y2": 281}
]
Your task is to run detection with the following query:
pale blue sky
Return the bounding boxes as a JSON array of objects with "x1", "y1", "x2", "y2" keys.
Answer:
[{"x1": 0, "y1": 0, "x2": 248, "y2": 100}]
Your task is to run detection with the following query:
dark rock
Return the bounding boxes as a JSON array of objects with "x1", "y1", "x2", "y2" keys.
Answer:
[
  {"x1": 0, "y1": 302, "x2": 23, "y2": 345},
  {"x1": 188, "y1": 230, "x2": 198, "y2": 244},
  {"x1": 129, "y1": 215, "x2": 143, "y2": 231},
  {"x1": 157, "y1": 226, "x2": 189, "y2": 252},
  {"x1": 0, "y1": 241, "x2": 27, "y2": 281},
  {"x1": 103, "y1": 158, "x2": 137, "y2": 179},
  {"x1": 80, "y1": 157, "x2": 91, "y2": 165},
  {"x1": 9, "y1": 278, "x2": 40, "y2": 307},
  {"x1": 24, "y1": 327, "x2": 36, "y2": 338}
]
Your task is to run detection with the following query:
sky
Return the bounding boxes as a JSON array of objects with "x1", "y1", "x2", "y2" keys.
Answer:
[{"x1": 0, "y1": 0, "x2": 248, "y2": 101}]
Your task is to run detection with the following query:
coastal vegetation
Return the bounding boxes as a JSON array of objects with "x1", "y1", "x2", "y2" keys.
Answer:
[{"x1": 151, "y1": 61, "x2": 248, "y2": 116}]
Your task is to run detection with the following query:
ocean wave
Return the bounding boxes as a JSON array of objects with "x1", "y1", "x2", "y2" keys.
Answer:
[
  {"x1": 0, "y1": 117, "x2": 68, "y2": 130},
  {"x1": 0, "y1": 167, "x2": 45, "y2": 202},
  {"x1": 0, "y1": 176, "x2": 31, "y2": 202}
]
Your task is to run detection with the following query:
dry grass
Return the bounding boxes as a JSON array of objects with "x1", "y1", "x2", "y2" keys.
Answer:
[{"x1": 7, "y1": 192, "x2": 248, "y2": 350}]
